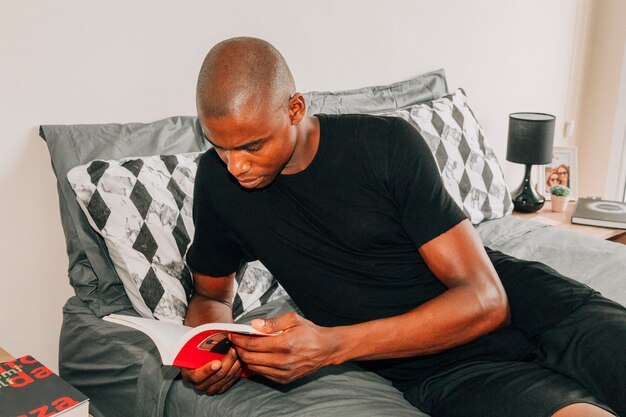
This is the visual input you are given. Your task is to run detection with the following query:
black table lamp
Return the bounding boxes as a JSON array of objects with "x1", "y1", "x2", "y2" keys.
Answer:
[{"x1": 506, "y1": 112, "x2": 555, "y2": 213}]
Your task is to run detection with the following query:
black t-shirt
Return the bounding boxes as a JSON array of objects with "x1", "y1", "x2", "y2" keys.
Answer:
[
  {"x1": 187, "y1": 114, "x2": 467, "y2": 327},
  {"x1": 187, "y1": 113, "x2": 597, "y2": 381}
]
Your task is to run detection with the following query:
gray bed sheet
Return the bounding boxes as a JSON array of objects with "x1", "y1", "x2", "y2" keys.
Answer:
[
  {"x1": 477, "y1": 215, "x2": 626, "y2": 306},
  {"x1": 59, "y1": 215, "x2": 626, "y2": 417},
  {"x1": 60, "y1": 296, "x2": 424, "y2": 417}
]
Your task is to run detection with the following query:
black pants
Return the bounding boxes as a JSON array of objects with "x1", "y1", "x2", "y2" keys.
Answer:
[
  {"x1": 401, "y1": 295, "x2": 625, "y2": 417},
  {"x1": 370, "y1": 253, "x2": 626, "y2": 417}
]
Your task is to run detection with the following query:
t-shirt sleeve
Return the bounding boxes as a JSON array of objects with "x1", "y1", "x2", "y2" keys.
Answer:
[
  {"x1": 186, "y1": 153, "x2": 244, "y2": 277},
  {"x1": 388, "y1": 117, "x2": 467, "y2": 248}
]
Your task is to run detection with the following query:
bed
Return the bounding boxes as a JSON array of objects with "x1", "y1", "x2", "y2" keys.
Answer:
[{"x1": 40, "y1": 69, "x2": 626, "y2": 417}]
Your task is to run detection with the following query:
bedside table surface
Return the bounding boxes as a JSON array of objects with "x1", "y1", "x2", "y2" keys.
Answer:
[
  {"x1": 512, "y1": 201, "x2": 626, "y2": 241},
  {"x1": 0, "y1": 346, "x2": 12, "y2": 363}
]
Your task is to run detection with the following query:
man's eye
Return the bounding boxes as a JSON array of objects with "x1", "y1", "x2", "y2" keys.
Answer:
[{"x1": 246, "y1": 145, "x2": 263, "y2": 153}]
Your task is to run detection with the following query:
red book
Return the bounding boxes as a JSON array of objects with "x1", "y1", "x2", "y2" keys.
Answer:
[
  {"x1": 103, "y1": 314, "x2": 272, "y2": 375},
  {"x1": 0, "y1": 355, "x2": 88, "y2": 417}
]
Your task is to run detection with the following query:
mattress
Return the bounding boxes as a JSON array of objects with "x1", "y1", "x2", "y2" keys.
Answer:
[{"x1": 58, "y1": 215, "x2": 626, "y2": 417}]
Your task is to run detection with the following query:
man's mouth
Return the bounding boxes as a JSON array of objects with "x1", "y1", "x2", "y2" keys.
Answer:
[{"x1": 238, "y1": 177, "x2": 263, "y2": 188}]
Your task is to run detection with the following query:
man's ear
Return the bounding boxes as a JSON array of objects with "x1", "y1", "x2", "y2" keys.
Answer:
[{"x1": 288, "y1": 93, "x2": 306, "y2": 125}]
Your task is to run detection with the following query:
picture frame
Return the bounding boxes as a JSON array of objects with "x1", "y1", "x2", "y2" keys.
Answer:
[{"x1": 536, "y1": 146, "x2": 578, "y2": 200}]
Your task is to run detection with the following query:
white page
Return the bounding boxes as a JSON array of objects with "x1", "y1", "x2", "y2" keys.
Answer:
[
  {"x1": 103, "y1": 314, "x2": 192, "y2": 358},
  {"x1": 103, "y1": 314, "x2": 270, "y2": 365},
  {"x1": 58, "y1": 400, "x2": 89, "y2": 417}
]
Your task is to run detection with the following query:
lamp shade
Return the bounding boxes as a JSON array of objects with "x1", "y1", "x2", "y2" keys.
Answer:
[{"x1": 506, "y1": 112, "x2": 555, "y2": 164}]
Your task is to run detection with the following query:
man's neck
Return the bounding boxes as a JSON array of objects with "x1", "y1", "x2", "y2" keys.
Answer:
[{"x1": 281, "y1": 115, "x2": 320, "y2": 175}]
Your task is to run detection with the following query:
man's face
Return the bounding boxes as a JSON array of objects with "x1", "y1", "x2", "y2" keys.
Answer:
[{"x1": 199, "y1": 105, "x2": 297, "y2": 189}]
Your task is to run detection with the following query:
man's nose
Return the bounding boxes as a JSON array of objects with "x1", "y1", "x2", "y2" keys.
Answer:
[{"x1": 226, "y1": 150, "x2": 251, "y2": 177}]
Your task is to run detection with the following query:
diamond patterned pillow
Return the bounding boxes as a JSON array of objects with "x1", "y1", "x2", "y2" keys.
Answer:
[
  {"x1": 67, "y1": 152, "x2": 285, "y2": 323},
  {"x1": 384, "y1": 89, "x2": 512, "y2": 224},
  {"x1": 233, "y1": 261, "x2": 287, "y2": 320}
]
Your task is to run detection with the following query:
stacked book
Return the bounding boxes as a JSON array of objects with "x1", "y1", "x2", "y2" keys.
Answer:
[
  {"x1": 571, "y1": 197, "x2": 626, "y2": 229},
  {"x1": 0, "y1": 354, "x2": 88, "y2": 417}
]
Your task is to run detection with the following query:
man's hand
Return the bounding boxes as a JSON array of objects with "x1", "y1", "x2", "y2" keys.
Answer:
[
  {"x1": 181, "y1": 271, "x2": 242, "y2": 395},
  {"x1": 230, "y1": 312, "x2": 338, "y2": 384},
  {"x1": 180, "y1": 347, "x2": 243, "y2": 395}
]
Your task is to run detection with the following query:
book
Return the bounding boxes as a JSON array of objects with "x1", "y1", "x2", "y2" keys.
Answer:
[
  {"x1": 103, "y1": 314, "x2": 271, "y2": 373},
  {"x1": 571, "y1": 197, "x2": 626, "y2": 229},
  {"x1": 0, "y1": 354, "x2": 89, "y2": 417}
]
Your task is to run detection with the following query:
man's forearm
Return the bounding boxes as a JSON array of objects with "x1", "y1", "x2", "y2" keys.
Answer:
[
  {"x1": 184, "y1": 271, "x2": 236, "y2": 327},
  {"x1": 327, "y1": 282, "x2": 509, "y2": 364},
  {"x1": 184, "y1": 293, "x2": 234, "y2": 327}
]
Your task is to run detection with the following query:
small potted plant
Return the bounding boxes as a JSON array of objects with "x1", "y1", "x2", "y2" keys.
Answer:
[{"x1": 549, "y1": 184, "x2": 570, "y2": 212}]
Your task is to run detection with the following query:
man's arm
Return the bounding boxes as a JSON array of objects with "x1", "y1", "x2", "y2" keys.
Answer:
[
  {"x1": 230, "y1": 220, "x2": 510, "y2": 383},
  {"x1": 181, "y1": 271, "x2": 243, "y2": 395},
  {"x1": 330, "y1": 219, "x2": 509, "y2": 360},
  {"x1": 184, "y1": 271, "x2": 236, "y2": 327}
]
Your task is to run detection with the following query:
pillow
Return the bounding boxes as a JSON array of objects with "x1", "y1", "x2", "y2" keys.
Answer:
[
  {"x1": 40, "y1": 117, "x2": 209, "y2": 317},
  {"x1": 40, "y1": 72, "x2": 449, "y2": 317},
  {"x1": 67, "y1": 152, "x2": 286, "y2": 323},
  {"x1": 384, "y1": 89, "x2": 512, "y2": 223},
  {"x1": 304, "y1": 68, "x2": 448, "y2": 115},
  {"x1": 233, "y1": 261, "x2": 287, "y2": 320}
]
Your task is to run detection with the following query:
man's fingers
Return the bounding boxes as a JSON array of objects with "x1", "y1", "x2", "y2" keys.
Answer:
[
  {"x1": 251, "y1": 311, "x2": 301, "y2": 333},
  {"x1": 194, "y1": 349, "x2": 237, "y2": 387},
  {"x1": 193, "y1": 349, "x2": 242, "y2": 393},
  {"x1": 230, "y1": 332, "x2": 290, "y2": 353},
  {"x1": 195, "y1": 360, "x2": 241, "y2": 393},
  {"x1": 234, "y1": 348, "x2": 290, "y2": 370},
  {"x1": 246, "y1": 363, "x2": 293, "y2": 383},
  {"x1": 232, "y1": 312, "x2": 305, "y2": 352},
  {"x1": 216, "y1": 367, "x2": 243, "y2": 395},
  {"x1": 183, "y1": 360, "x2": 222, "y2": 384}
]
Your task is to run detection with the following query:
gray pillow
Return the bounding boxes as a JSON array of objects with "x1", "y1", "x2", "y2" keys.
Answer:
[
  {"x1": 40, "y1": 69, "x2": 448, "y2": 318},
  {"x1": 40, "y1": 117, "x2": 210, "y2": 317},
  {"x1": 304, "y1": 68, "x2": 447, "y2": 114}
]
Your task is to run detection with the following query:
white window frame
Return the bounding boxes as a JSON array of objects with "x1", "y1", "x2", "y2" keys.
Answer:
[{"x1": 605, "y1": 42, "x2": 626, "y2": 202}]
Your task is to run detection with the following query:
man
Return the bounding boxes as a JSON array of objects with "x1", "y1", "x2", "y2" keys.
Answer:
[{"x1": 182, "y1": 37, "x2": 625, "y2": 417}]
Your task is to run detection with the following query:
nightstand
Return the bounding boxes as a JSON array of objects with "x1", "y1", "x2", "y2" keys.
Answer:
[{"x1": 512, "y1": 200, "x2": 626, "y2": 244}]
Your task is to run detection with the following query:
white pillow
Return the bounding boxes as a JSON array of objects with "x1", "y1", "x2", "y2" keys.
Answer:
[
  {"x1": 67, "y1": 152, "x2": 285, "y2": 323},
  {"x1": 384, "y1": 89, "x2": 513, "y2": 224}
]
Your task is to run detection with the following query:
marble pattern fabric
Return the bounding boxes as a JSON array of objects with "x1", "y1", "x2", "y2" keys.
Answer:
[
  {"x1": 67, "y1": 152, "x2": 284, "y2": 323},
  {"x1": 232, "y1": 262, "x2": 288, "y2": 321},
  {"x1": 384, "y1": 89, "x2": 513, "y2": 224}
]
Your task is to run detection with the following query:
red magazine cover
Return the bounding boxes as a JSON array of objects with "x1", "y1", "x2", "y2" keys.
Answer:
[
  {"x1": 172, "y1": 330, "x2": 254, "y2": 377},
  {"x1": 0, "y1": 355, "x2": 89, "y2": 417}
]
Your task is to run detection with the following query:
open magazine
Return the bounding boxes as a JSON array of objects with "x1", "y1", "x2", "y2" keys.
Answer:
[{"x1": 103, "y1": 314, "x2": 271, "y2": 374}]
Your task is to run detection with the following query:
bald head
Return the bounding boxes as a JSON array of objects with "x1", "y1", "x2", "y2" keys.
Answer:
[{"x1": 196, "y1": 37, "x2": 296, "y2": 119}]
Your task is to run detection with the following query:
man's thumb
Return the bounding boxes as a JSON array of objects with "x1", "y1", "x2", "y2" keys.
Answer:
[
  {"x1": 250, "y1": 318, "x2": 268, "y2": 331},
  {"x1": 251, "y1": 313, "x2": 295, "y2": 333}
]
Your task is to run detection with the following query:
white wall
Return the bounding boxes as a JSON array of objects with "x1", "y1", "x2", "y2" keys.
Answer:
[{"x1": 0, "y1": 0, "x2": 580, "y2": 371}]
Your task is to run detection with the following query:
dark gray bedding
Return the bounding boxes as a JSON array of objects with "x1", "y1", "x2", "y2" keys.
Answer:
[
  {"x1": 60, "y1": 296, "x2": 426, "y2": 417},
  {"x1": 477, "y1": 216, "x2": 626, "y2": 307},
  {"x1": 59, "y1": 215, "x2": 626, "y2": 417}
]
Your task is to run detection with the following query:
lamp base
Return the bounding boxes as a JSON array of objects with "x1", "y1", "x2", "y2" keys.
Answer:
[{"x1": 511, "y1": 164, "x2": 545, "y2": 213}]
